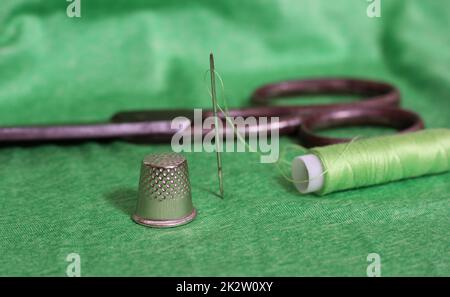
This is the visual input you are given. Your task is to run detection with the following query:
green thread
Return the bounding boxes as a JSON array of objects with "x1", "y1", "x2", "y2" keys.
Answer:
[
  {"x1": 204, "y1": 70, "x2": 450, "y2": 196},
  {"x1": 311, "y1": 129, "x2": 450, "y2": 195},
  {"x1": 205, "y1": 70, "x2": 360, "y2": 188}
]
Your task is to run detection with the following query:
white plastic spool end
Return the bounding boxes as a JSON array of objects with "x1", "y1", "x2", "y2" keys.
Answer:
[{"x1": 292, "y1": 154, "x2": 325, "y2": 194}]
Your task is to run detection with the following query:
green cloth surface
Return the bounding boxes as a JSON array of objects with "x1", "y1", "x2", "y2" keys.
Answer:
[{"x1": 0, "y1": 0, "x2": 449, "y2": 276}]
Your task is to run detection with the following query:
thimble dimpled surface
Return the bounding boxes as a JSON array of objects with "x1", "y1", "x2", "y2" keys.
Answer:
[{"x1": 134, "y1": 152, "x2": 195, "y2": 223}]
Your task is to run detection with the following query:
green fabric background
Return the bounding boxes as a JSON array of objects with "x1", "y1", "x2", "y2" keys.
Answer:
[{"x1": 0, "y1": 0, "x2": 449, "y2": 276}]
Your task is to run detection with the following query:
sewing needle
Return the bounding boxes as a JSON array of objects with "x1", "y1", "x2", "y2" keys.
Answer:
[{"x1": 209, "y1": 53, "x2": 224, "y2": 198}]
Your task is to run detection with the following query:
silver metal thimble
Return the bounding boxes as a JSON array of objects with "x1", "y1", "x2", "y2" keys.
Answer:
[{"x1": 132, "y1": 152, "x2": 196, "y2": 228}]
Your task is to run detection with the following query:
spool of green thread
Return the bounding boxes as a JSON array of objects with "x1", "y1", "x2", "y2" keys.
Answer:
[{"x1": 292, "y1": 129, "x2": 450, "y2": 195}]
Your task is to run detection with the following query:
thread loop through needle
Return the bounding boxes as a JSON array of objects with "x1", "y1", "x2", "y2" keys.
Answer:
[{"x1": 209, "y1": 53, "x2": 224, "y2": 198}]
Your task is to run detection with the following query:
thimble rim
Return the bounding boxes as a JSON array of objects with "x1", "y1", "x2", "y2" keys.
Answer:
[{"x1": 132, "y1": 208, "x2": 197, "y2": 228}]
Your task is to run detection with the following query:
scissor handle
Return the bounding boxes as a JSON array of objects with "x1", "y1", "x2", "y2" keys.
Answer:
[
  {"x1": 247, "y1": 78, "x2": 424, "y2": 147},
  {"x1": 296, "y1": 106, "x2": 424, "y2": 147},
  {"x1": 212, "y1": 78, "x2": 400, "y2": 120},
  {"x1": 250, "y1": 78, "x2": 400, "y2": 109}
]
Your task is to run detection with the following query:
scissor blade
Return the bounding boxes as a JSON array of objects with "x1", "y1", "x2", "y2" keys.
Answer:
[
  {"x1": 0, "y1": 121, "x2": 182, "y2": 143},
  {"x1": 0, "y1": 108, "x2": 196, "y2": 144}
]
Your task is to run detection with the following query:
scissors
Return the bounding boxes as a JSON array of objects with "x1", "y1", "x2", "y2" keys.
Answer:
[{"x1": 0, "y1": 78, "x2": 424, "y2": 147}]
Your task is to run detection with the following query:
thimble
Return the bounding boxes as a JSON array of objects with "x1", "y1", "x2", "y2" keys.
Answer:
[{"x1": 132, "y1": 152, "x2": 196, "y2": 228}]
